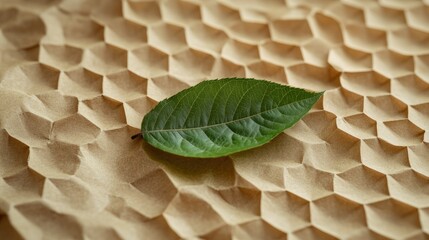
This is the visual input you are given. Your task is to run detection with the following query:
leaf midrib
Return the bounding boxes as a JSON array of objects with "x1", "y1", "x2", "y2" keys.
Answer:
[{"x1": 145, "y1": 94, "x2": 318, "y2": 134}]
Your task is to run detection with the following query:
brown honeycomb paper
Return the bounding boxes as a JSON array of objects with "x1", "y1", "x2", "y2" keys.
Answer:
[{"x1": 0, "y1": 0, "x2": 429, "y2": 239}]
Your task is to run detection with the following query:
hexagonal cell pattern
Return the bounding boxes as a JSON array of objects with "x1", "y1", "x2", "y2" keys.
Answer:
[{"x1": 1, "y1": 0, "x2": 428, "y2": 239}]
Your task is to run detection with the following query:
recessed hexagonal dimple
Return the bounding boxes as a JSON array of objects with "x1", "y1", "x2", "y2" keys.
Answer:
[
  {"x1": 324, "y1": 2, "x2": 365, "y2": 25},
  {"x1": 91, "y1": 0, "x2": 123, "y2": 23},
  {"x1": 406, "y1": 6, "x2": 429, "y2": 32},
  {"x1": 210, "y1": 58, "x2": 245, "y2": 79},
  {"x1": 306, "y1": 128, "x2": 361, "y2": 173},
  {"x1": 132, "y1": 169, "x2": 178, "y2": 216},
  {"x1": 104, "y1": 70, "x2": 147, "y2": 102},
  {"x1": 301, "y1": 39, "x2": 330, "y2": 67},
  {"x1": 82, "y1": 43, "x2": 127, "y2": 75},
  {"x1": 29, "y1": 141, "x2": 81, "y2": 177},
  {"x1": 128, "y1": 45, "x2": 169, "y2": 78},
  {"x1": 334, "y1": 165, "x2": 389, "y2": 204},
  {"x1": 202, "y1": 187, "x2": 261, "y2": 224},
  {"x1": 233, "y1": 219, "x2": 287, "y2": 240},
  {"x1": 236, "y1": 133, "x2": 305, "y2": 168},
  {"x1": 391, "y1": 75, "x2": 429, "y2": 106},
  {"x1": 286, "y1": 64, "x2": 340, "y2": 91},
  {"x1": 259, "y1": 40, "x2": 303, "y2": 67},
  {"x1": 378, "y1": 119, "x2": 424, "y2": 146},
  {"x1": 379, "y1": 0, "x2": 422, "y2": 9},
  {"x1": 39, "y1": 44, "x2": 83, "y2": 70},
  {"x1": 59, "y1": 68, "x2": 103, "y2": 100},
  {"x1": 148, "y1": 23, "x2": 187, "y2": 54},
  {"x1": 201, "y1": 3, "x2": 241, "y2": 29},
  {"x1": 200, "y1": 226, "x2": 232, "y2": 240},
  {"x1": 340, "y1": 71, "x2": 390, "y2": 97},
  {"x1": 61, "y1": 15, "x2": 104, "y2": 47},
  {"x1": 271, "y1": 19, "x2": 313, "y2": 45},
  {"x1": 59, "y1": 0, "x2": 98, "y2": 15},
  {"x1": 284, "y1": 165, "x2": 334, "y2": 201},
  {"x1": 328, "y1": 46, "x2": 372, "y2": 72},
  {"x1": 123, "y1": 0, "x2": 161, "y2": 25},
  {"x1": 373, "y1": 50, "x2": 414, "y2": 78},
  {"x1": 239, "y1": 9, "x2": 270, "y2": 23},
  {"x1": 409, "y1": 103, "x2": 429, "y2": 131},
  {"x1": 105, "y1": 19, "x2": 147, "y2": 50},
  {"x1": 3, "y1": 168, "x2": 45, "y2": 197},
  {"x1": 147, "y1": 75, "x2": 191, "y2": 102},
  {"x1": 420, "y1": 207, "x2": 429, "y2": 233},
  {"x1": 311, "y1": 13, "x2": 343, "y2": 45},
  {"x1": 163, "y1": 193, "x2": 224, "y2": 237},
  {"x1": 415, "y1": 54, "x2": 429, "y2": 82},
  {"x1": 310, "y1": 194, "x2": 367, "y2": 238},
  {"x1": 409, "y1": 143, "x2": 429, "y2": 177},
  {"x1": 338, "y1": 113, "x2": 377, "y2": 140},
  {"x1": 124, "y1": 96, "x2": 156, "y2": 128},
  {"x1": 170, "y1": 48, "x2": 215, "y2": 79},
  {"x1": 365, "y1": 6, "x2": 407, "y2": 30},
  {"x1": 228, "y1": 22, "x2": 270, "y2": 44},
  {"x1": 388, "y1": 27, "x2": 429, "y2": 55},
  {"x1": 221, "y1": 39, "x2": 260, "y2": 65},
  {"x1": 52, "y1": 113, "x2": 100, "y2": 145},
  {"x1": 364, "y1": 95, "x2": 408, "y2": 121},
  {"x1": 290, "y1": 111, "x2": 338, "y2": 143},
  {"x1": 22, "y1": 91, "x2": 78, "y2": 122},
  {"x1": 365, "y1": 199, "x2": 421, "y2": 239},
  {"x1": 160, "y1": 0, "x2": 201, "y2": 25},
  {"x1": 79, "y1": 96, "x2": 127, "y2": 130},
  {"x1": 1, "y1": 63, "x2": 60, "y2": 95},
  {"x1": 15, "y1": 202, "x2": 83, "y2": 239},
  {"x1": 343, "y1": 24, "x2": 387, "y2": 52},
  {"x1": 388, "y1": 170, "x2": 429, "y2": 208},
  {"x1": 1, "y1": 8, "x2": 45, "y2": 49},
  {"x1": 261, "y1": 191, "x2": 310, "y2": 232},
  {"x1": 0, "y1": 129, "x2": 29, "y2": 178},
  {"x1": 323, "y1": 87, "x2": 363, "y2": 117},
  {"x1": 361, "y1": 138, "x2": 410, "y2": 174},
  {"x1": 186, "y1": 22, "x2": 228, "y2": 54},
  {"x1": 4, "y1": 112, "x2": 52, "y2": 148},
  {"x1": 246, "y1": 60, "x2": 287, "y2": 83},
  {"x1": 290, "y1": 226, "x2": 337, "y2": 240},
  {"x1": 0, "y1": 7, "x2": 19, "y2": 28}
]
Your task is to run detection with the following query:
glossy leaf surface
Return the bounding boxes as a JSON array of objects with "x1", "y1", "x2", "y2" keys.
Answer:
[{"x1": 142, "y1": 78, "x2": 323, "y2": 158}]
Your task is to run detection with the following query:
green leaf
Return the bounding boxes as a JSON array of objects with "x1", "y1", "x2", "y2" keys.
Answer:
[{"x1": 141, "y1": 78, "x2": 323, "y2": 158}]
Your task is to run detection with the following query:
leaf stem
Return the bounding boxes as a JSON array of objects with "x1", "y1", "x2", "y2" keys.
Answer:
[{"x1": 131, "y1": 133, "x2": 142, "y2": 140}]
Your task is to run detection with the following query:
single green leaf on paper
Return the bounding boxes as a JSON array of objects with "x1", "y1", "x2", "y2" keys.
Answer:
[{"x1": 141, "y1": 78, "x2": 323, "y2": 158}]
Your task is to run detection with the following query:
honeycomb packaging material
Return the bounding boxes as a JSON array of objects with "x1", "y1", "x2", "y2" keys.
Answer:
[{"x1": 0, "y1": 0, "x2": 428, "y2": 239}]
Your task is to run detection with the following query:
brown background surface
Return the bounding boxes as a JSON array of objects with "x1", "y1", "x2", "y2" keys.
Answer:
[{"x1": 0, "y1": 0, "x2": 428, "y2": 239}]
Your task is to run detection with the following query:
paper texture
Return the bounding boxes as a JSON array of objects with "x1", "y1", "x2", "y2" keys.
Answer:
[{"x1": 1, "y1": 0, "x2": 428, "y2": 239}]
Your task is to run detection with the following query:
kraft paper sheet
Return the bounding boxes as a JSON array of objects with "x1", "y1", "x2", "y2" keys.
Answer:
[{"x1": 0, "y1": 0, "x2": 428, "y2": 239}]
